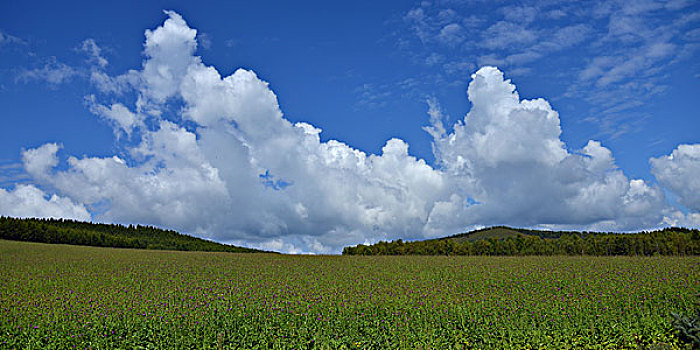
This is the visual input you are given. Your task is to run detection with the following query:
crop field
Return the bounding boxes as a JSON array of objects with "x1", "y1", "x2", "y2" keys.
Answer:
[{"x1": 1, "y1": 240, "x2": 698, "y2": 349}]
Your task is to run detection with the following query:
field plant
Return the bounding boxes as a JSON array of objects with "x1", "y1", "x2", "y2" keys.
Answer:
[
  {"x1": 671, "y1": 307, "x2": 700, "y2": 347},
  {"x1": 1, "y1": 240, "x2": 698, "y2": 349}
]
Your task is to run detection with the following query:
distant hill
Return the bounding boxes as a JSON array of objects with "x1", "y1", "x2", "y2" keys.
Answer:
[
  {"x1": 442, "y1": 226, "x2": 524, "y2": 242},
  {"x1": 0, "y1": 216, "x2": 271, "y2": 253},
  {"x1": 343, "y1": 226, "x2": 700, "y2": 256},
  {"x1": 437, "y1": 226, "x2": 614, "y2": 242}
]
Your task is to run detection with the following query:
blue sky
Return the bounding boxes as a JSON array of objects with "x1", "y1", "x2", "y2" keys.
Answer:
[{"x1": 0, "y1": 0, "x2": 698, "y2": 253}]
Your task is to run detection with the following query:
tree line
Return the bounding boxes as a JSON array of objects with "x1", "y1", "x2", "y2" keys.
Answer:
[
  {"x1": 0, "y1": 216, "x2": 268, "y2": 253},
  {"x1": 343, "y1": 227, "x2": 700, "y2": 256}
]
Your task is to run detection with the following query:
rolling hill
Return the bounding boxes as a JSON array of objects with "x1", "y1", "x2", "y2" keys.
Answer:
[
  {"x1": 343, "y1": 226, "x2": 700, "y2": 256},
  {"x1": 0, "y1": 216, "x2": 270, "y2": 253},
  {"x1": 441, "y1": 226, "x2": 525, "y2": 242}
]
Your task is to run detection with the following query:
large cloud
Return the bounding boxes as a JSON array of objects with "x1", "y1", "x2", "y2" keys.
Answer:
[
  {"x1": 426, "y1": 67, "x2": 665, "y2": 233},
  {"x1": 0, "y1": 184, "x2": 90, "y2": 221},
  {"x1": 10, "y1": 11, "x2": 677, "y2": 253}
]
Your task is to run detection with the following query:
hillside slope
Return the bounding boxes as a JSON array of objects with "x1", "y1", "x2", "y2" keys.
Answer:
[
  {"x1": 0, "y1": 216, "x2": 270, "y2": 253},
  {"x1": 442, "y1": 226, "x2": 524, "y2": 242},
  {"x1": 343, "y1": 226, "x2": 700, "y2": 256}
]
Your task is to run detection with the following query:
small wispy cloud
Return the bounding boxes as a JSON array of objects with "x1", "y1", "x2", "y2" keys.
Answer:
[
  {"x1": 0, "y1": 30, "x2": 26, "y2": 46},
  {"x1": 354, "y1": 82, "x2": 392, "y2": 110},
  {"x1": 16, "y1": 57, "x2": 81, "y2": 86},
  {"x1": 197, "y1": 32, "x2": 212, "y2": 50},
  {"x1": 79, "y1": 39, "x2": 108, "y2": 68}
]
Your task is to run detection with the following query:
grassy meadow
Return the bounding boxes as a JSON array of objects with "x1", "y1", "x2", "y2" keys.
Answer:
[{"x1": 1, "y1": 239, "x2": 698, "y2": 349}]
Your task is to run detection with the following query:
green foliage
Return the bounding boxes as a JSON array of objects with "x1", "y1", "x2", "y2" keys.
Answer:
[
  {"x1": 0, "y1": 216, "x2": 268, "y2": 253},
  {"x1": 343, "y1": 226, "x2": 700, "y2": 256},
  {"x1": 671, "y1": 307, "x2": 700, "y2": 347},
  {"x1": 1, "y1": 240, "x2": 698, "y2": 349}
]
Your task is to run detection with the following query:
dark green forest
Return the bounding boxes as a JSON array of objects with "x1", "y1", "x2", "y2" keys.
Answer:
[
  {"x1": 0, "y1": 217, "x2": 268, "y2": 253},
  {"x1": 343, "y1": 226, "x2": 700, "y2": 256}
]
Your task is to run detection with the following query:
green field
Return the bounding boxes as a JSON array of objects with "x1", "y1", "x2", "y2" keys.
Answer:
[{"x1": 1, "y1": 240, "x2": 698, "y2": 349}]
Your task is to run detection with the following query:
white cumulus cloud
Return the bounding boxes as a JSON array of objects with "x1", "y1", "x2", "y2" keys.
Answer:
[
  {"x1": 426, "y1": 67, "x2": 666, "y2": 232},
  {"x1": 22, "y1": 143, "x2": 60, "y2": 180},
  {"x1": 0, "y1": 185, "x2": 90, "y2": 221},
  {"x1": 651, "y1": 144, "x2": 700, "y2": 212}
]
